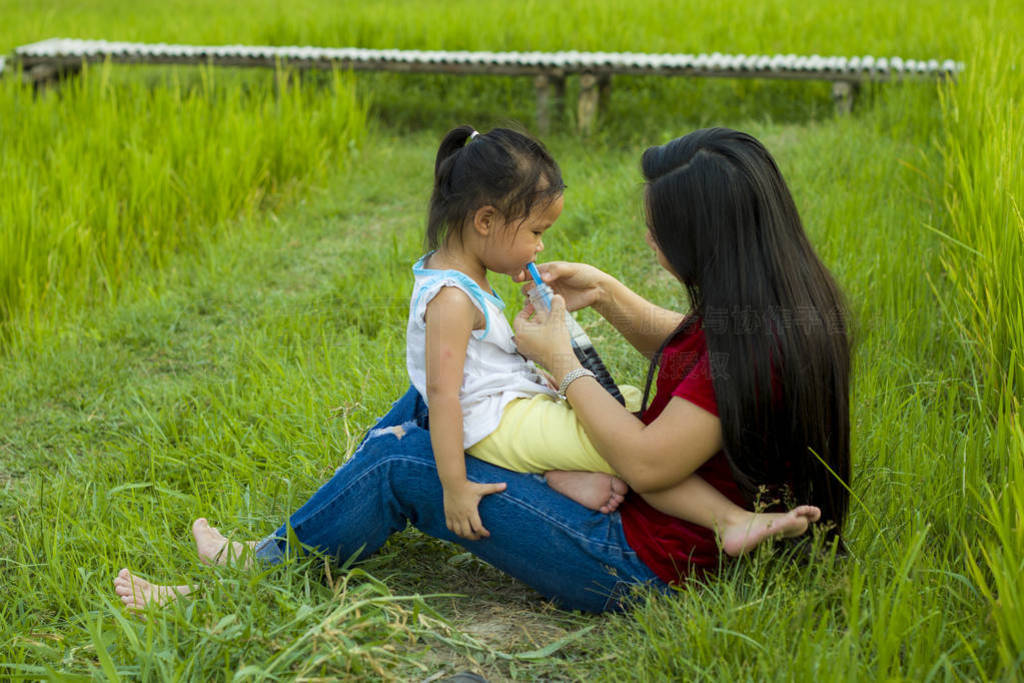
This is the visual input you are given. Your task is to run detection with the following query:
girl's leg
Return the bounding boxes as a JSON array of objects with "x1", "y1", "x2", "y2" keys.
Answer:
[
  {"x1": 468, "y1": 392, "x2": 635, "y2": 512},
  {"x1": 541, "y1": 470, "x2": 628, "y2": 514},
  {"x1": 640, "y1": 477, "x2": 821, "y2": 556}
]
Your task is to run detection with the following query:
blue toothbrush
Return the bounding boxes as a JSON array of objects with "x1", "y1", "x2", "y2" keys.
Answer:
[{"x1": 526, "y1": 263, "x2": 625, "y2": 405}]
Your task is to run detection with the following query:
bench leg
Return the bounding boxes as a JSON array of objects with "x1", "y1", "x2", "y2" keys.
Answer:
[
  {"x1": 832, "y1": 81, "x2": 858, "y2": 115},
  {"x1": 577, "y1": 73, "x2": 599, "y2": 135},
  {"x1": 553, "y1": 74, "x2": 566, "y2": 125},
  {"x1": 598, "y1": 74, "x2": 612, "y2": 108},
  {"x1": 534, "y1": 73, "x2": 565, "y2": 136},
  {"x1": 535, "y1": 75, "x2": 552, "y2": 135},
  {"x1": 24, "y1": 62, "x2": 82, "y2": 92}
]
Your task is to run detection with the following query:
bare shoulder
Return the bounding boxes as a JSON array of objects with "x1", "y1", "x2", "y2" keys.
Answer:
[{"x1": 425, "y1": 285, "x2": 486, "y2": 331}]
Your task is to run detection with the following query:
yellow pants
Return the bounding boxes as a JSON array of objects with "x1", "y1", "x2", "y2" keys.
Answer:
[{"x1": 467, "y1": 386, "x2": 642, "y2": 474}]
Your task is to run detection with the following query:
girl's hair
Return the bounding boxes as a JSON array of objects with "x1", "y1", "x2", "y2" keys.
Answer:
[
  {"x1": 641, "y1": 127, "x2": 851, "y2": 542},
  {"x1": 427, "y1": 125, "x2": 565, "y2": 250}
]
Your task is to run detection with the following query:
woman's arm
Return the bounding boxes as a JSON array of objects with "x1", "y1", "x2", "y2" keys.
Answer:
[
  {"x1": 522, "y1": 262, "x2": 683, "y2": 358},
  {"x1": 563, "y1": 376, "x2": 722, "y2": 493},
  {"x1": 513, "y1": 295, "x2": 721, "y2": 493},
  {"x1": 591, "y1": 271, "x2": 686, "y2": 359}
]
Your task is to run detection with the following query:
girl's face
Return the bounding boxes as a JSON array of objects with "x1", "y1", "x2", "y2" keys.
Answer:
[{"x1": 484, "y1": 194, "x2": 563, "y2": 276}]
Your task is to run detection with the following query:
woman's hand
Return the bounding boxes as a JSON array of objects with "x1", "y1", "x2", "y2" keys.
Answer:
[
  {"x1": 513, "y1": 261, "x2": 609, "y2": 313},
  {"x1": 513, "y1": 294, "x2": 580, "y2": 381},
  {"x1": 518, "y1": 260, "x2": 685, "y2": 360}
]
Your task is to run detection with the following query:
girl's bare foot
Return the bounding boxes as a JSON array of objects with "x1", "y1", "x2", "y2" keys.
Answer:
[
  {"x1": 544, "y1": 471, "x2": 629, "y2": 514},
  {"x1": 193, "y1": 518, "x2": 257, "y2": 568},
  {"x1": 720, "y1": 505, "x2": 822, "y2": 557},
  {"x1": 113, "y1": 568, "x2": 193, "y2": 611}
]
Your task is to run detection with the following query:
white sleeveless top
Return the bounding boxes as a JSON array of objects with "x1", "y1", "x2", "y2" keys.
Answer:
[{"x1": 406, "y1": 254, "x2": 556, "y2": 448}]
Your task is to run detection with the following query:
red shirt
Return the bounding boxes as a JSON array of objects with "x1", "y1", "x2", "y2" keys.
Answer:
[{"x1": 619, "y1": 319, "x2": 747, "y2": 584}]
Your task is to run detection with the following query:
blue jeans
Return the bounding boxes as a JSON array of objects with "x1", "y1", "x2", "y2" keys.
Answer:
[{"x1": 255, "y1": 386, "x2": 667, "y2": 613}]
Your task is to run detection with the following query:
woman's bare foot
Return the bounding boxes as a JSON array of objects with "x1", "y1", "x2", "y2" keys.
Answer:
[
  {"x1": 193, "y1": 518, "x2": 257, "y2": 568},
  {"x1": 544, "y1": 471, "x2": 628, "y2": 514},
  {"x1": 719, "y1": 505, "x2": 822, "y2": 557},
  {"x1": 113, "y1": 568, "x2": 193, "y2": 611}
]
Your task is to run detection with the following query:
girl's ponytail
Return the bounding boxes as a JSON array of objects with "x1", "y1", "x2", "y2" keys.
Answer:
[
  {"x1": 434, "y1": 124, "x2": 475, "y2": 180},
  {"x1": 427, "y1": 124, "x2": 477, "y2": 250}
]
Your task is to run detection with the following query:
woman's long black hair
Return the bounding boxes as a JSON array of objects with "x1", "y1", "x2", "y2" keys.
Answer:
[{"x1": 641, "y1": 128, "x2": 851, "y2": 540}]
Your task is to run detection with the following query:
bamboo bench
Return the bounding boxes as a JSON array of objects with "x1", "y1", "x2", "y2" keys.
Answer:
[{"x1": 7, "y1": 38, "x2": 962, "y2": 132}]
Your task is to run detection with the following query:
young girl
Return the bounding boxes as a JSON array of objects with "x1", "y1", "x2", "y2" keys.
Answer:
[{"x1": 410, "y1": 125, "x2": 819, "y2": 548}]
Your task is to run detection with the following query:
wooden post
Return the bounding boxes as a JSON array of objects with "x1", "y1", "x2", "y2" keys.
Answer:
[
  {"x1": 534, "y1": 71, "x2": 566, "y2": 135},
  {"x1": 577, "y1": 73, "x2": 599, "y2": 135},
  {"x1": 24, "y1": 62, "x2": 82, "y2": 92},
  {"x1": 598, "y1": 74, "x2": 612, "y2": 108},
  {"x1": 832, "y1": 80, "x2": 858, "y2": 115},
  {"x1": 535, "y1": 74, "x2": 552, "y2": 136},
  {"x1": 552, "y1": 72, "x2": 566, "y2": 129}
]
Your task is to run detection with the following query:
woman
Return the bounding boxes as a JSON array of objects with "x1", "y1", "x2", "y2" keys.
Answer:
[{"x1": 115, "y1": 128, "x2": 849, "y2": 613}]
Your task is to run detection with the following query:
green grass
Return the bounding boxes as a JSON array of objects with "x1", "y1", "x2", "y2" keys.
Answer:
[
  {"x1": 0, "y1": 0, "x2": 990, "y2": 57},
  {"x1": 0, "y1": 64, "x2": 366, "y2": 338},
  {"x1": 934, "y1": 32, "x2": 1024, "y2": 675},
  {"x1": 2, "y1": 0, "x2": 1023, "y2": 679}
]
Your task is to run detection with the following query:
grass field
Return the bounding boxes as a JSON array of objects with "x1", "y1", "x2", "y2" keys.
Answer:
[{"x1": 1, "y1": 1, "x2": 1022, "y2": 679}]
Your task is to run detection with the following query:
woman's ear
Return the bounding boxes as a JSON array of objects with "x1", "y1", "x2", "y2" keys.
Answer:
[{"x1": 472, "y1": 205, "x2": 497, "y2": 236}]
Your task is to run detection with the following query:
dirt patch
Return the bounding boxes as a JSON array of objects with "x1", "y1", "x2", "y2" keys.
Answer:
[{"x1": 360, "y1": 531, "x2": 598, "y2": 681}]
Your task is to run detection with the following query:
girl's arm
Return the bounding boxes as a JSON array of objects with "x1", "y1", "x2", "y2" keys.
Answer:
[
  {"x1": 513, "y1": 295, "x2": 720, "y2": 493},
  {"x1": 424, "y1": 288, "x2": 507, "y2": 541},
  {"x1": 522, "y1": 262, "x2": 684, "y2": 358}
]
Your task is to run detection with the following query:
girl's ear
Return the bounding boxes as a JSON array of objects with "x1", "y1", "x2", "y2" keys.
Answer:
[{"x1": 472, "y1": 205, "x2": 498, "y2": 236}]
